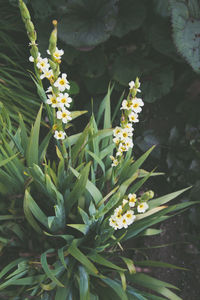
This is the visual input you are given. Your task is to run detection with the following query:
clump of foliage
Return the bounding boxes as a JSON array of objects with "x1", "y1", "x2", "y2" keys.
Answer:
[{"x1": 0, "y1": 1, "x2": 194, "y2": 299}]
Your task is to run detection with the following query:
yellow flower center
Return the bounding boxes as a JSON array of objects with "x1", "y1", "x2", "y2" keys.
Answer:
[{"x1": 59, "y1": 79, "x2": 65, "y2": 85}]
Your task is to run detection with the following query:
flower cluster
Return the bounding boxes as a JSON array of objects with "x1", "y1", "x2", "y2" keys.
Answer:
[
  {"x1": 110, "y1": 78, "x2": 144, "y2": 167},
  {"x1": 29, "y1": 47, "x2": 72, "y2": 140},
  {"x1": 109, "y1": 190, "x2": 154, "y2": 230}
]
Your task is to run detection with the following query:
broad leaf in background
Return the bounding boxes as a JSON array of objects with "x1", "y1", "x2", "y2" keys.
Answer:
[
  {"x1": 113, "y1": 0, "x2": 146, "y2": 38},
  {"x1": 169, "y1": 0, "x2": 200, "y2": 73},
  {"x1": 58, "y1": 0, "x2": 118, "y2": 49}
]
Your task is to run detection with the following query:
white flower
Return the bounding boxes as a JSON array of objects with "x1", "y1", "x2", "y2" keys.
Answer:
[
  {"x1": 54, "y1": 130, "x2": 66, "y2": 140},
  {"x1": 54, "y1": 73, "x2": 70, "y2": 92},
  {"x1": 46, "y1": 86, "x2": 53, "y2": 94},
  {"x1": 131, "y1": 98, "x2": 144, "y2": 113},
  {"x1": 36, "y1": 57, "x2": 50, "y2": 72},
  {"x1": 124, "y1": 210, "x2": 136, "y2": 225},
  {"x1": 116, "y1": 143, "x2": 127, "y2": 156},
  {"x1": 56, "y1": 108, "x2": 72, "y2": 124},
  {"x1": 110, "y1": 156, "x2": 119, "y2": 167},
  {"x1": 121, "y1": 128, "x2": 133, "y2": 139},
  {"x1": 113, "y1": 137, "x2": 120, "y2": 145},
  {"x1": 113, "y1": 126, "x2": 123, "y2": 137},
  {"x1": 122, "y1": 199, "x2": 128, "y2": 207},
  {"x1": 40, "y1": 69, "x2": 54, "y2": 80},
  {"x1": 125, "y1": 123, "x2": 134, "y2": 133},
  {"x1": 121, "y1": 216, "x2": 128, "y2": 229},
  {"x1": 129, "y1": 80, "x2": 141, "y2": 92},
  {"x1": 109, "y1": 216, "x2": 118, "y2": 230},
  {"x1": 53, "y1": 47, "x2": 64, "y2": 60},
  {"x1": 123, "y1": 138, "x2": 134, "y2": 150},
  {"x1": 128, "y1": 193, "x2": 137, "y2": 207},
  {"x1": 114, "y1": 205, "x2": 123, "y2": 216},
  {"x1": 57, "y1": 93, "x2": 72, "y2": 108},
  {"x1": 29, "y1": 52, "x2": 41, "y2": 63},
  {"x1": 128, "y1": 112, "x2": 139, "y2": 123},
  {"x1": 29, "y1": 56, "x2": 34, "y2": 62},
  {"x1": 47, "y1": 47, "x2": 64, "y2": 60},
  {"x1": 137, "y1": 202, "x2": 149, "y2": 213},
  {"x1": 120, "y1": 99, "x2": 132, "y2": 110},
  {"x1": 46, "y1": 94, "x2": 60, "y2": 108}
]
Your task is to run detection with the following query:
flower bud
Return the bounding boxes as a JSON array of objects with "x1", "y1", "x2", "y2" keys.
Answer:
[
  {"x1": 19, "y1": 0, "x2": 31, "y2": 21},
  {"x1": 48, "y1": 20, "x2": 57, "y2": 55},
  {"x1": 30, "y1": 45, "x2": 39, "y2": 60}
]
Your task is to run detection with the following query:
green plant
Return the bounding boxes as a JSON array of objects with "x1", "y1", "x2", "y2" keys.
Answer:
[{"x1": 0, "y1": 1, "x2": 195, "y2": 299}]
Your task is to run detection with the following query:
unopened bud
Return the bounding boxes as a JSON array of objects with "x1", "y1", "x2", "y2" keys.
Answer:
[
  {"x1": 48, "y1": 21, "x2": 57, "y2": 55},
  {"x1": 30, "y1": 45, "x2": 39, "y2": 59},
  {"x1": 19, "y1": 0, "x2": 31, "y2": 21}
]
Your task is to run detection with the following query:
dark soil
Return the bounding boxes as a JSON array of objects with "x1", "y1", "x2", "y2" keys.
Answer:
[{"x1": 142, "y1": 212, "x2": 200, "y2": 300}]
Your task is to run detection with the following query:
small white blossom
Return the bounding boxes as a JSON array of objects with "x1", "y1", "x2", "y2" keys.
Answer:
[
  {"x1": 129, "y1": 112, "x2": 139, "y2": 123},
  {"x1": 113, "y1": 126, "x2": 123, "y2": 137},
  {"x1": 110, "y1": 155, "x2": 119, "y2": 167},
  {"x1": 46, "y1": 86, "x2": 53, "y2": 94},
  {"x1": 131, "y1": 98, "x2": 144, "y2": 113},
  {"x1": 120, "y1": 99, "x2": 132, "y2": 110},
  {"x1": 124, "y1": 123, "x2": 134, "y2": 133},
  {"x1": 53, "y1": 47, "x2": 64, "y2": 60},
  {"x1": 137, "y1": 202, "x2": 149, "y2": 213},
  {"x1": 122, "y1": 199, "x2": 128, "y2": 207},
  {"x1": 56, "y1": 108, "x2": 72, "y2": 124},
  {"x1": 129, "y1": 80, "x2": 141, "y2": 92},
  {"x1": 54, "y1": 73, "x2": 70, "y2": 92},
  {"x1": 36, "y1": 57, "x2": 50, "y2": 72},
  {"x1": 128, "y1": 193, "x2": 137, "y2": 207},
  {"x1": 57, "y1": 93, "x2": 72, "y2": 108},
  {"x1": 46, "y1": 94, "x2": 60, "y2": 108},
  {"x1": 54, "y1": 130, "x2": 66, "y2": 140},
  {"x1": 113, "y1": 137, "x2": 120, "y2": 145},
  {"x1": 40, "y1": 69, "x2": 54, "y2": 80},
  {"x1": 47, "y1": 47, "x2": 64, "y2": 60},
  {"x1": 124, "y1": 210, "x2": 136, "y2": 225},
  {"x1": 29, "y1": 56, "x2": 34, "y2": 62}
]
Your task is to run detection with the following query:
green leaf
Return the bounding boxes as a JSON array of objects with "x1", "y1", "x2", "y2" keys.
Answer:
[
  {"x1": 0, "y1": 152, "x2": 19, "y2": 168},
  {"x1": 23, "y1": 190, "x2": 44, "y2": 234},
  {"x1": 119, "y1": 146, "x2": 155, "y2": 182},
  {"x1": 70, "y1": 110, "x2": 88, "y2": 121},
  {"x1": 58, "y1": 0, "x2": 118, "y2": 48},
  {"x1": 69, "y1": 166, "x2": 103, "y2": 204},
  {"x1": 24, "y1": 189, "x2": 49, "y2": 228},
  {"x1": 169, "y1": 0, "x2": 200, "y2": 73},
  {"x1": 38, "y1": 130, "x2": 52, "y2": 163},
  {"x1": 136, "y1": 260, "x2": 187, "y2": 271},
  {"x1": 66, "y1": 162, "x2": 91, "y2": 212},
  {"x1": 26, "y1": 105, "x2": 42, "y2": 167},
  {"x1": 67, "y1": 224, "x2": 89, "y2": 235},
  {"x1": 142, "y1": 65, "x2": 174, "y2": 103},
  {"x1": 113, "y1": 0, "x2": 146, "y2": 38},
  {"x1": 128, "y1": 273, "x2": 179, "y2": 290},
  {"x1": 0, "y1": 258, "x2": 24, "y2": 279},
  {"x1": 79, "y1": 266, "x2": 90, "y2": 300},
  {"x1": 89, "y1": 253, "x2": 126, "y2": 271},
  {"x1": 86, "y1": 149, "x2": 105, "y2": 175},
  {"x1": 96, "y1": 191, "x2": 121, "y2": 218},
  {"x1": 78, "y1": 48, "x2": 106, "y2": 78},
  {"x1": 101, "y1": 277, "x2": 128, "y2": 300},
  {"x1": 71, "y1": 122, "x2": 90, "y2": 165},
  {"x1": 68, "y1": 241, "x2": 98, "y2": 275},
  {"x1": 111, "y1": 55, "x2": 157, "y2": 86},
  {"x1": 41, "y1": 249, "x2": 64, "y2": 287},
  {"x1": 148, "y1": 187, "x2": 191, "y2": 209}
]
